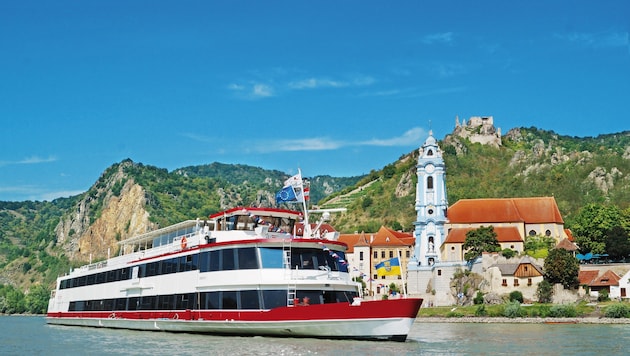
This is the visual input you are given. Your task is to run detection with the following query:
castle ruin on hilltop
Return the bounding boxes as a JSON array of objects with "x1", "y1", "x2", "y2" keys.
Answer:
[{"x1": 452, "y1": 115, "x2": 502, "y2": 147}]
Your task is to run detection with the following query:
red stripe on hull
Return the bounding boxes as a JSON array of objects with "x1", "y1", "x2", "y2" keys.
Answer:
[{"x1": 47, "y1": 298, "x2": 422, "y2": 322}]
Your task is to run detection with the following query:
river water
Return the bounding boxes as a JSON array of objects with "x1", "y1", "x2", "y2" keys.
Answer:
[{"x1": 1, "y1": 316, "x2": 628, "y2": 355}]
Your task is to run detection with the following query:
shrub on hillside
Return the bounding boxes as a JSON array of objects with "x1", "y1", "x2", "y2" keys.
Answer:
[
  {"x1": 604, "y1": 303, "x2": 630, "y2": 318},
  {"x1": 503, "y1": 301, "x2": 526, "y2": 318},
  {"x1": 509, "y1": 290, "x2": 524, "y2": 303}
]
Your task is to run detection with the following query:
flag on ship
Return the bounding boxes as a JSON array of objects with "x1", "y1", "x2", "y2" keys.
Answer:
[
  {"x1": 276, "y1": 171, "x2": 308, "y2": 203},
  {"x1": 375, "y1": 257, "x2": 401, "y2": 277},
  {"x1": 275, "y1": 185, "x2": 298, "y2": 203}
]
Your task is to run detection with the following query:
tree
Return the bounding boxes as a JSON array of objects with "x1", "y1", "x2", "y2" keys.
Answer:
[
  {"x1": 571, "y1": 203, "x2": 623, "y2": 254},
  {"x1": 605, "y1": 226, "x2": 630, "y2": 261},
  {"x1": 543, "y1": 248, "x2": 579, "y2": 289},
  {"x1": 463, "y1": 226, "x2": 500, "y2": 262},
  {"x1": 536, "y1": 280, "x2": 553, "y2": 303}
]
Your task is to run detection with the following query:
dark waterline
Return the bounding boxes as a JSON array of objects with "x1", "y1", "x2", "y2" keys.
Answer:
[{"x1": 1, "y1": 316, "x2": 628, "y2": 355}]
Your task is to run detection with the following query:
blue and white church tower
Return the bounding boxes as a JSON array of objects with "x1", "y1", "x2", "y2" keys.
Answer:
[{"x1": 408, "y1": 130, "x2": 448, "y2": 269}]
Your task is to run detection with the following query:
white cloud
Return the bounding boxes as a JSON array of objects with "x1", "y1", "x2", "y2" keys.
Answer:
[
  {"x1": 227, "y1": 82, "x2": 274, "y2": 99},
  {"x1": 361, "y1": 127, "x2": 427, "y2": 147},
  {"x1": 253, "y1": 127, "x2": 427, "y2": 153},
  {"x1": 0, "y1": 155, "x2": 57, "y2": 167},
  {"x1": 555, "y1": 31, "x2": 628, "y2": 49},
  {"x1": 421, "y1": 32, "x2": 454, "y2": 45},
  {"x1": 252, "y1": 83, "x2": 274, "y2": 97}
]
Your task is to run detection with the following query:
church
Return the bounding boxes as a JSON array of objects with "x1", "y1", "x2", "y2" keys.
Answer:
[{"x1": 405, "y1": 128, "x2": 572, "y2": 306}]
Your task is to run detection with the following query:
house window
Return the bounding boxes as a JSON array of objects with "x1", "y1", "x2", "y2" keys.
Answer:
[
  {"x1": 381, "y1": 251, "x2": 385, "y2": 258},
  {"x1": 373, "y1": 274, "x2": 377, "y2": 280},
  {"x1": 529, "y1": 230, "x2": 536, "y2": 236},
  {"x1": 502, "y1": 279, "x2": 507, "y2": 286},
  {"x1": 545, "y1": 229, "x2": 551, "y2": 236},
  {"x1": 427, "y1": 149, "x2": 433, "y2": 156},
  {"x1": 389, "y1": 251, "x2": 394, "y2": 258},
  {"x1": 528, "y1": 278, "x2": 532, "y2": 286},
  {"x1": 359, "y1": 251, "x2": 364, "y2": 261},
  {"x1": 406, "y1": 250, "x2": 410, "y2": 258},
  {"x1": 437, "y1": 270, "x2": 441, "y2": 276},
  {"x1": 524, "y1": 266, "x2": 528, "y2": 272},
  {"x1": 427, "y1": 176, "x2": 434, "y2": 189},
  {"x1": 514, "y1": 279, "x2": 519, "y2": 286},
  {"x1": 373, "y1": 251, "x2": 377, "y2": 259},
  {"x1": 451, "y1": 246, "x2": 455, "y2": 250}
]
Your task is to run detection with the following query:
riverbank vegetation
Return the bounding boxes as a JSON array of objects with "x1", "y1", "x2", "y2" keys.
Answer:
[{"x1": 417, "y1": 300, "x2": 630, "y2": 319}]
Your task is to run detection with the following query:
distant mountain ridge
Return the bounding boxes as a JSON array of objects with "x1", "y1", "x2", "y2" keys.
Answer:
[{"x1": 1, "y1": 125, "x2": 630, "y2": 303}]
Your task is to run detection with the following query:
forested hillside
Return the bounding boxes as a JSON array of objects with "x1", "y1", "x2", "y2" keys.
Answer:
[{"x1": 1, "y1": 126, "x2": 630, "y2": 313}]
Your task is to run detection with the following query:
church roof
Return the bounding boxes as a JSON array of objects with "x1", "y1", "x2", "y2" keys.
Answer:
[
  {"x1": 443, "y1": 226, "x2": 522, "y2": 244},
  {"x1": 447, "y1": 197, "x2": 564, "y2": 224}
]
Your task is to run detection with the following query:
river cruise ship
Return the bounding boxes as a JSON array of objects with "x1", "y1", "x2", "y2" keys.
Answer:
[{"x1": 47, "y1": 206, "x2": 422, "y2": 341}]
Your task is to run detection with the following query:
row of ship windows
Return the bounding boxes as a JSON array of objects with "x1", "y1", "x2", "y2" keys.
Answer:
[
  {"x1": 59, "y1": 247, "x2": 348, "y2": 290},
  {"x1": 67, "y1": 289, "x2": 359, "y2": 312}
]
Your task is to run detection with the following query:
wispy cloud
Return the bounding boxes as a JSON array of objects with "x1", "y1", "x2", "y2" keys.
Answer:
[
  {"x1": 554, "y1": 31, "x2": 628, "y2": 49},
  {"x1": 421, "y1": 32, "x2": 455, "y2": 45},
  {"x1": 359, "y1": 86, "x2": 466, "y2": 98},
  {"x1": 360, "y1": 128, "x2": 426, "y2": 146},
  {"x1": 0, "y1": 155, "x2": 57, "y2": 167},
  {"x1": 0, "y1": 185, "x2": 81, "y2": 201},
  {"x1": 253, "y1": 127, "x2": 426, "y2": 153},
  {"x1": 228, "y1": 72, "x2": 375, "y2": 99},
  {"x1": 227, "y1": 82, "x2": 275, "y2": 99},
  {"x1": 288, "y1": 75, "x2": 375, "y2": 90}
]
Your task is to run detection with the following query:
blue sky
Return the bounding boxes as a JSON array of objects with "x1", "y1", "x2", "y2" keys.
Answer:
[{"x1": 1, "y1": 1, "x2": 628, "y2": 202}]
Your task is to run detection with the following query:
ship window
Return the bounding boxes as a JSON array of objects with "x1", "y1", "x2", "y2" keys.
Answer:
[
  {"x1": 259, "y1": 247, "x2": 284, "y2": 268},
  {"x1": 86, "y1": 274, "x2": 95, "y2": 285},
  {"x1": 209, "y1": 250, "x2": 220, "y2": 271},
  {"x1": 163, "y1": 258, "x2": 177, "y2": 274},
  {"x1": 158, "y1": 295, "x2": 174, "y2": 310},
  {"x1": 115, "y1": 298, "x2": 126, "y2": 311},
  {"x1": 262, "y1": 290, "x2": 287, "y2": 309},
  {"x1": 175, "y1": 293, "x2": 195, "y2": 310},
  {"x1": 200, "y1": 292, "x2": 220, "y2": 309},
  {"x1": 199, "y1": 251, "x2": 210, "y2": 272},
  {"x1": 96, "y1": 272, "x2": 106, "y2": 284},
  {"x1": 238, "y1": 247, "x2": 259, "y2": 269},
  {"x1": 78, "y1": 276, "x2": 87, "y2": 287},
  {"x1": 222, "y1": 291, "x2": 238, "y2": 309},
  {"x1": 127, "y1": 297, "x2": 139, "y2": 311},
  {"x1": 240, "y1": 290, "x2": 260, "y2": 309},
  {"x1": 222, "y1": 249, "x2": 236, "y2": 270},
  {"x1": 139, "y1": 296, "x2": 157, "y2": 310}
]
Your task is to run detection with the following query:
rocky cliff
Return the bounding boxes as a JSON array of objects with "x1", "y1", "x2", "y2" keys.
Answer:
[{"x1": 55, "y1": 161, "x2": 156, "y2": 262}]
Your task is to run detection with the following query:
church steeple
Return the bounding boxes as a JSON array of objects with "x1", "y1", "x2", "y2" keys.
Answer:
[{"x1": 409, "y1": 130, "x2": 448, "y2": 268}]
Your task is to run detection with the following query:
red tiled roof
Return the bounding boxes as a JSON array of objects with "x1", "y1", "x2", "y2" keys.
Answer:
[
  {"x1": 578, "y1": 270, "x2": 600, "y2": 285},
  {"x1": 371, "y1": 226, "x2": 412, "y2": 247},
  {"x1": 564, "y1": 229, "x2": 575, "y2": 242},
  {"x1": 444, "y1": 226, "x2": 522, "y2": 244},
  {"x1": 338, "y1": 227, "x2": 414, "y2": 250},
  {"x1": 447, "y1": 197, "x2": 564, "y2": 224},
  {"x1": 590, "y1": 270, "x2": 621, "y2": 287}
]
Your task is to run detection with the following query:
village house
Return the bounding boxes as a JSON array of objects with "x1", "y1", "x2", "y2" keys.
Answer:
[{"x1": 338, "y1": 226, "x2": 414, "y2": 297}]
